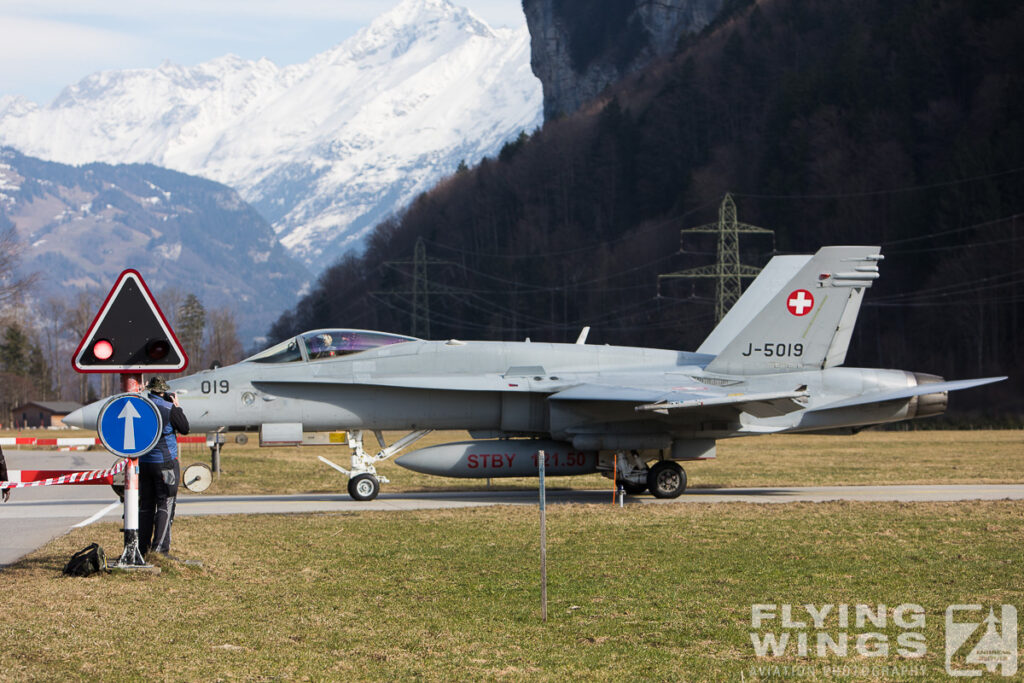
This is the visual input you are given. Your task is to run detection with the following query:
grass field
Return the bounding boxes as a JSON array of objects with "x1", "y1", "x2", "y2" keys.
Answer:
[
  {"x1": 3, "y1": 429, "x2": 1022, "y2": 680},
  {"x1": 2, "y1": 501, "x2": 1023, "y2": 680}
]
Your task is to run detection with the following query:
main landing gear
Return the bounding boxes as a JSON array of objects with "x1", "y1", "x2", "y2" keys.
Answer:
[
  {"x1": 646, "y1": 460, "x2": 687, "y2": 498},
  {"x1": 612, "y1": 452, "x2": 687, "y2": 499},
  {"x1": 321, "y1": 429, "x2": 432, "y2": 501}
]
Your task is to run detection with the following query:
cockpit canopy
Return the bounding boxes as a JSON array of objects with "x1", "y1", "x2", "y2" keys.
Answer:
[{"x1": 245, "y1": 329, "x2": 419, "y2": 364}]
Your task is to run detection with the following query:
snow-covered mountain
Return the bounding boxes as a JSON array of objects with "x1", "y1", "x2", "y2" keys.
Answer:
[
  {"x1": 0, "y1": 147, "x2": 310, "y2": 345},
  {"x1": 0, "y1": 0, "x2": 543, "y2": 271}
]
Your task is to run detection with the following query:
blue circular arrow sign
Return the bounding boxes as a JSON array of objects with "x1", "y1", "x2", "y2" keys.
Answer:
[{"x1": 97, "y1": 393, "x2": 163, "y2": 458}]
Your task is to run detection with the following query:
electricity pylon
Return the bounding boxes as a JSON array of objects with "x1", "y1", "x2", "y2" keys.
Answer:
[
  {"x1": 381, "y1": 237, "x2": 455, "y2": 339},
  {"x1": 412, "y1": 238, "x2": 430, "y2": 339},
  {"x1": 658, "y1": 193, "x2": 774, "y2": 322}
]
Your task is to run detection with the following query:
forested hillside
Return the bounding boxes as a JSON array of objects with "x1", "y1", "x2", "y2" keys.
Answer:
[{"x1": 270, "y1": 0, "x2": 1024, "y2": 416}]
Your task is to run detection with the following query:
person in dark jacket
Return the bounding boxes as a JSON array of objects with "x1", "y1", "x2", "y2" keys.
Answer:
[
  {"x1": 138, "y1": 377, "x2": 189, "y2": 555},
  {"x1": 1, "y1": 444, "x2": 9, "y2": 502}
]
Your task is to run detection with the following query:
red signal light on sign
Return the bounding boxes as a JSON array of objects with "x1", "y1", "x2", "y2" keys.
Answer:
[{"x1": 92, "y1": 339, "x2": 114, "y2": 360}]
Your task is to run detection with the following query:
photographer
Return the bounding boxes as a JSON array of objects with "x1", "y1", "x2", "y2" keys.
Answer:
[
  {"x1": 1, "y1": 444, "x2": 9, "y2": 502},
  {"x1": 139, "y1": 377, "x2": 189, "y2": 556}
]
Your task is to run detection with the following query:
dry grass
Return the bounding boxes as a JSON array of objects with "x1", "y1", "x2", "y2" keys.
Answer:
[{"x1": 2, "y1": 500, "x2": 1023, "y2": 680}]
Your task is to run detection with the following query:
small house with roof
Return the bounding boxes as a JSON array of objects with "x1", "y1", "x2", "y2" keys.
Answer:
[{"x1": 10, "y1": 401, "x2": 85, "y2": 429}]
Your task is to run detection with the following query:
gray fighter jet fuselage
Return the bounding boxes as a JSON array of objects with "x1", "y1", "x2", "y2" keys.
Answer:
[{"x1": 65, "y1": 246, "x2": 1005, "y2": 501}]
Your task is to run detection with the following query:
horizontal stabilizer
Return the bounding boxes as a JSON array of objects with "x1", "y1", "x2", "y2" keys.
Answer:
[{"x1": 809, "y1": 376, "x2": 1007, "y2": 412}]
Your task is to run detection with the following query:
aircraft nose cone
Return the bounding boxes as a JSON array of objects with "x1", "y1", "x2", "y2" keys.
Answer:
[
  {"x1": 64, "y1": 401, "x2": 103, "y2": 430},
  {"x1": 63, "y1": 407, "x2": 85, "y2": 429}
]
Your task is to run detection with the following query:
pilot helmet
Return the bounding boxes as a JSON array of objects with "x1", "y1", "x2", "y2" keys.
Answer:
[{"x1": 314, "y1": 333, "x2": 333, "y2": 351}]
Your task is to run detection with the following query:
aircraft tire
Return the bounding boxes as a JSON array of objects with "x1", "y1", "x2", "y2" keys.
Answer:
[
  {"x1": 647, "y1": 461, "x2": 686, "y2": 498},
  {"x1": 619, "y1": 481, "x2": 647, "y2": 496},
  {"x1": 348, "y1": 474, "x2": 380, "y2": 501}
]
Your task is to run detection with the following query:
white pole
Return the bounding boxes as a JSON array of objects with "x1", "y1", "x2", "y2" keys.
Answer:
[
  {"x1": 124, "y1": 458, "x2": 139, "y2": 533},
  {"x1": 114, "y1": 457, "x2": 147, "y2": 567},
  {"x1": 538, "y1": 449, "x2": 547, "y2": 622}
]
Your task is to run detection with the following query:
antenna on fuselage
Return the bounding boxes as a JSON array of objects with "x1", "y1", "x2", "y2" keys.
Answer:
[{"x1": 575, "y1": 326, "x2": 591, "y2": 345}]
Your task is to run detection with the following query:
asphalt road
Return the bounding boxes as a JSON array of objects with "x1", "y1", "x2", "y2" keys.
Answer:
[
  {"x1": 4, "y1": 449, "x2": 1024, "y2": 567},
  {"x1": 0, "y1": 450, "x2": 123, "y2": 567}
]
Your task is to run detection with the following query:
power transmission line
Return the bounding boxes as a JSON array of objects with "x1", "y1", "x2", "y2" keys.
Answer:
[
  {"x1": 657, "y1": 193, "x2": 774, "y2": 322},
  {"x1": 380, "y1": 237, "x2": 456, "y2": 339},
  {"x1": 731, "y1": 164, "x2": 1024, "y2": 200}
]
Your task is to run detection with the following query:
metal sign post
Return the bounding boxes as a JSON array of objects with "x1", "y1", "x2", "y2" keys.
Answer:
[
  {"x1": 70, "y1": 269, "x2": 189, "y2": 572},
  {"x1": 207, "y1": 431, "x2": 226, "y2": 474},
  {"x1": 97, "y1": 393, "x2": 164, "y2": 569},
  {"x1": 116, "y1": 458, "x2": 146, "y2": 567},
  {"x1": 120, "y1": 373, "x2": 142, "y2": 394},
  {"x1": 538, "y1": 449, "x2": 547, "y2": 622}
]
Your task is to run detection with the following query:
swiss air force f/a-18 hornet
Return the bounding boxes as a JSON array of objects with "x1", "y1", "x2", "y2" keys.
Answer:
[{"x1": 66, "y1": 246, "x2": 1005, "y2": 501}]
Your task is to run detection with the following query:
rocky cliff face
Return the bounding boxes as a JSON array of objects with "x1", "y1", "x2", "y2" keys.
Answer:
[{"x1": 524, "y1": 0, "x2": 724, "y2": 119}]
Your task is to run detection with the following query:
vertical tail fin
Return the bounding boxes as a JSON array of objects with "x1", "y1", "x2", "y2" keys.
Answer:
[
  {"x1": 697, "y1": 255, "x2": 812, "y2": 356},
  {"x1": 702, "y1": 246, "x2": 882, "y2": 375}
]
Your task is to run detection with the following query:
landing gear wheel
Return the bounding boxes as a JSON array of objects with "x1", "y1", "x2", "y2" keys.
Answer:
[
  {"x1": 348, "y1": 474, "x2": 380, "y2": 501},
  {"x1": 647, "y1": 461, "x2": 687, "y2": 498},
  {"x1": 619, "y1": 481, "x2": 647, "y2": 496}
]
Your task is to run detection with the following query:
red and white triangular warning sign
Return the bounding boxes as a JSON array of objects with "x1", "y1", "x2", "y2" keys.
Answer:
[{"x1": 72, "y1": 269, "x2": 189, "y2": 373}]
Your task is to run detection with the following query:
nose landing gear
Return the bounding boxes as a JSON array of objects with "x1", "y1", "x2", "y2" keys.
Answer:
[
  {"x1": 348, "y1": 473, "x2": 381, "y2": 501},
  {"x1": 319, "y1": 429, "x2": 432, "y2": 501}
]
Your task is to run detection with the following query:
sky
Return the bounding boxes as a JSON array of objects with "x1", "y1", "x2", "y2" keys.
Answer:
[{"x1": 0, "y1": 0, "x2": 528, "y2": 104}]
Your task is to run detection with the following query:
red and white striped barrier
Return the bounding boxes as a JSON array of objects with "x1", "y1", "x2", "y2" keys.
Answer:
[
  {"x1": 1, "y1": 457, "x2": 129, "y2": 489},
  {"x1": 0, "y1": 437, "x2": 98, "y2": 447},
  {"x1": 0, "y1": 435, "x2": 208, "y2": 447}
]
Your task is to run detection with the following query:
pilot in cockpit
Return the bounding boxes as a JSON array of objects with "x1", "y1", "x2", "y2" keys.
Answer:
[{"x1": 309, "y1": 333, "x2": 334, "y2": 359}]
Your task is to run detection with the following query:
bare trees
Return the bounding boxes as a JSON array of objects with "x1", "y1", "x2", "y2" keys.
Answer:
[{"x1": 0, "y1": 284, "x2": 244, "y2": 414}]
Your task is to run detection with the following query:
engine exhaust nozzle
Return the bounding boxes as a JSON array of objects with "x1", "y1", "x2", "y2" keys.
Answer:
[{"x1": 911, "y1": 372, "x2": 947, "y2": 419}]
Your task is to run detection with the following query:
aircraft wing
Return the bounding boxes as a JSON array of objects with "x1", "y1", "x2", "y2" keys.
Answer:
[
  {"x1": 548, "y1": 383, "x2": 809, "y2": 418},
  {"x1": 808, "y1": 376, "x2": 1007, "y2": 412},
  {"x1": 632, "y1": 390, "x2": 810, "y2": 417},
  {"x1": 545, "y1": 383, "x2": 682, "y2": 403}
]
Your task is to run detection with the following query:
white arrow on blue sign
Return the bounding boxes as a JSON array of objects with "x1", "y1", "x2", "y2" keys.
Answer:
[{"x1": 97, "y1": 393, "x2": 163, "y2": 458}]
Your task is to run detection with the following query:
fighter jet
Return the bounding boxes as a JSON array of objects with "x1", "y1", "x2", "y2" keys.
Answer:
[{"x1": 65, "y1": 246, "x2": 1004, "y2": 501}]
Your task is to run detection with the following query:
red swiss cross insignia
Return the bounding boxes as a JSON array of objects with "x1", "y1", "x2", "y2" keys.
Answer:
[{"x1": 786, "y1": 289, "x2": 814, "y2": 316}]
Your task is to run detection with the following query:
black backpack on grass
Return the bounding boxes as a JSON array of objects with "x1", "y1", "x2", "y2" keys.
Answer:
[{"x1": 63, "y1": 543, "x2": 107, "y2": 576}]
